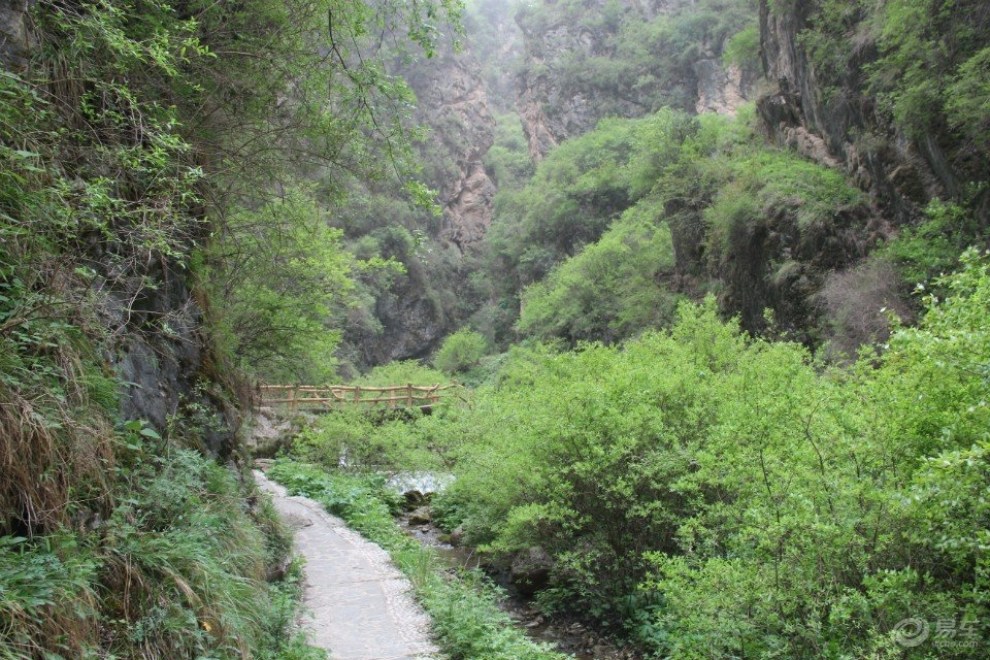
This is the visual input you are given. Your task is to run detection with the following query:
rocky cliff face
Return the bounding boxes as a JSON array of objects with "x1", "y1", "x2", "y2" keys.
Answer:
[
  {"x1": 747, "y1": 0, "x2": 990, "y2": 351},
  {"x1": 694, "y1": 60, "x2": 748, "y2": 115},
  {"x1": 107, "y1": 261, "x2": 240, "y2": 457},
  {"x1": 465, "y1": 0, "x2": 524, "y2": 111},
  {"x1": 1, "y1": 1, "x2": 240, "y2": 456},
  {"x1": 409, "y1": 47, "x2": 495, "y2": 251},
  {"x1": 756, "y1": 0, "x2": 952, "y2": 225},
  {"x1": 340, "y1": 42, "x2": 498, "y2": 368},
  {"x1": 514, "y1": 0, "x2": 754, "y2": 161},
  {"x1": 514, "y1": 13, "x2": 602, "y2": 160},
  {"x1": 406, "y1": 47, "x2": 497, "y2": 250},
  {"x1": 0, "y1": 0, "x2": 33, "y2": 66}
]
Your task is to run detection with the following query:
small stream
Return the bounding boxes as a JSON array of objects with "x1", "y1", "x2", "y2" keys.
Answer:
[{"x1": 388, "y1": 474, "x2": 639, "y2": 660}]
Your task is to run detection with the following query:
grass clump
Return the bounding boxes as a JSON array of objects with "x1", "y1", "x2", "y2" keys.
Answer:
[
  {"x1": 267, "y1": 460, "x2": 568, "y2": 660},
  {"x1": 0, "y1": 435, "x2": 323, "y2": 659}
]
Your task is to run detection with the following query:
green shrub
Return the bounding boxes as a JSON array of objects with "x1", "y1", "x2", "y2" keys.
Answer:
[
  {"x1": 518, "y1": 202, "x2": 679, "y2": 344},
  {"x1": 722, "y1": 23, "x2": 760, "y2": 70},
  {"x1": 434, "y1": 329, "x2": 489, "y2": 374},
  {"x1": 356, "y1": 361, "x2": 447, "y2": 387},
  {"x1": 293, "y1": 409, "x2": 375, "y2": 468},
  {"x1": 881, "y1": 198, "x2": 974, "y2": 286},
  {"x1": 364, "y1": 253, "x2": 990, "y2": 656}
]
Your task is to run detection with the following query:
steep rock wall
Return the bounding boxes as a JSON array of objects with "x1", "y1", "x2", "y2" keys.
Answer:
[
  {"x1": 515, "y1": 0, "x2": 754, "y2": 160},
  {"x1": 756, "y1": 0, "x2": 961, "y2": 225},
  {"x1": 1, "y1": 6, "x2": 239, "y2": 457},
  {"x1": 407, "y1": 47, "x2": 497, "y2": 250},
  {"x1": 106, "y1": 261, "x2": 240, "y2": 458},
  {"x1": 342, "y1": 42, "x2": 498, "y2": 368}
]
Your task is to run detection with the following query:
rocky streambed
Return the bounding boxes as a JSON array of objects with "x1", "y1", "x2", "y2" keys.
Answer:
[{"x1": 389, "y1": 474, "x2": 640, "y2": 660}]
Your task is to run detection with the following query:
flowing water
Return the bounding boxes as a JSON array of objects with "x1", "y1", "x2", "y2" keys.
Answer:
[{"x1": 388, "y1": 473, "x2": 639, "y2": 659}]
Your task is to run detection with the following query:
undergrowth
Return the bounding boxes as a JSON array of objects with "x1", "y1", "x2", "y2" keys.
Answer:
[
  {"x1": 267, "y1": 460, "x2": 568, "y2": 660},
  {"x1": 0, "y1": 435, "x2": 322, "y2": 659}
]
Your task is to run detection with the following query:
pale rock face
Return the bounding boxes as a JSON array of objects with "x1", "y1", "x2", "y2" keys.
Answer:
[
  {"x1": 694, "y1": 61, "x2": 748, "y2": 116},
  {"x1": 444, "y1": 160, "x2": 497, "y2": 247},
  {"x1": 346, "y1": 44, "x2": 499, "y2": 366},
  {"x1": 514, "y1": 9, "x2": 628, "y2": 162},
  {"x1": 408, "y1": 46, "x2": 497, "y2": 251}
]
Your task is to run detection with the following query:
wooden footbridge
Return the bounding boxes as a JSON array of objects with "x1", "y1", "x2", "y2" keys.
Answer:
[{"x1": 255, "y1": 383, "x2": 454, "y2": 412}]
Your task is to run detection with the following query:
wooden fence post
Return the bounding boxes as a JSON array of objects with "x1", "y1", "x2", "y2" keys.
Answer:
[{"x1": 288, "y1": 386, "x2": 297, "y2": 413}]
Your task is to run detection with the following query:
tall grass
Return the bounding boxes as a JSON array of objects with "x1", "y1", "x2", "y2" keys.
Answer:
[{"x1": 0, "y1": 438, "x2": 324, "y2": 659}]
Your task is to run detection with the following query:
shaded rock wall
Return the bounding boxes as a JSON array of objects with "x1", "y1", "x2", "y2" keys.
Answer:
[
  {"x1": 105, "y1": 261, "x2": 240, "y2": 458},
  {"x1": 514, "y1": 0, "x2": 753, "y2": 161},
  {"x1": 756, "y1": 0, "x2": 950, "y2": 225},
  {"x1": 0, "y1": 0, "x2": 33, "y2": 66},
  {"x1": 1, "y1": 3, "x2": 239, "y2": 456}
]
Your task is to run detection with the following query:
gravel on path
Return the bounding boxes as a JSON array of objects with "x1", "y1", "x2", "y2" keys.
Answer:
[{"x1": 254, "y1": 470, "x2": 440, "y2": 660}]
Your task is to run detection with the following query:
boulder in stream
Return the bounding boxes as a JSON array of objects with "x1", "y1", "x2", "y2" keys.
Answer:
[
  {"x1": 510, "y1": 546, "x2": 553, "y2": 596},
  {"x1": 403, "y1": 489, "x2": 429, "y2": 510},
  {"x1": 408, "y1": 506, "x2": 432, "y2": 526}
]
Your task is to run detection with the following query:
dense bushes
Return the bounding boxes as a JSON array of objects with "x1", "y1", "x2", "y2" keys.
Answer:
[
  {"x1": 484, "y1": 105, "x2": 873, "y2": 349},
  {"x1": 434, "y1": 329, "x2": 489, "y2": 374},
  {"x1": 337, "y1": 252, "x2": 990, "y2": 656},
  {"x1": 517, "y1": 201, "x2": 678, "y2": 343}
]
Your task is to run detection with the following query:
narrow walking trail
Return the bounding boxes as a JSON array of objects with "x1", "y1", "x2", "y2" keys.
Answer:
[{"x1": 254, "y1": 470, "x2": 439, "y2": 660}]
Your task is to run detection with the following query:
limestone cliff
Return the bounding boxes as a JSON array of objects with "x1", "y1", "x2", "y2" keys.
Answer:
[
  {"x1": 406, "y1": 47, "x2": 497, "y2": 250},
  {"x1": 756, "y1": 0, "x2": 985, "y2": 225},
  {"x1": 514, "y1": 0, "x2": 755, "y2": 160}
]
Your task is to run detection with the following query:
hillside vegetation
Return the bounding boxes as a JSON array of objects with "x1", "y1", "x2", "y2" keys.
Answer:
[
  {"x1": 483, "y1": 106, "x2": 874, "y2": 349},
  {"x1": 0, "y1": 0, "x2": 456, "y2": 656},
  {"x1": 2, "y1": 0, "x2": 989, "y2": 658},
  {"x1": 295, "y1": 255, "x2": 990, "y2": 657}
]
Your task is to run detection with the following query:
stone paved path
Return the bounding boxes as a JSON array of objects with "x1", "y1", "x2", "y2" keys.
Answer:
[{"x1": 254, "y1": 470, "x2": 440, "y2": 660}]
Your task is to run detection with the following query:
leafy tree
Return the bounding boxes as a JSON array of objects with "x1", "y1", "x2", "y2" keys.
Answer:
[
  {"x1": 434, "y1": 329, "x2": 488, "y2": 374},
  {"x1": 198, "y1": 190, "x2": 363, "y2": 383},
  {"x1": 517, "y1": 201, "x2": 678, "y2": 344}
]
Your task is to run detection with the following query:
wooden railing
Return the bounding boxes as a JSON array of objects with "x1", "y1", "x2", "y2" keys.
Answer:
[{"x1": 255, "y1": 383, "x2": 453, "y2": 411}]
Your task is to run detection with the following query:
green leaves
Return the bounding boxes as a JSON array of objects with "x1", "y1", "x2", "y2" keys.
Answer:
[
  {"x1": 434, "y1": 329, "x2": 488, "y2": 374},
  {"x1": 201, "y1": 190, "x2": 354, "y2": 382},
  {"x1": 371, "y1": 253, "x2": 990, "y2": 655}
]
